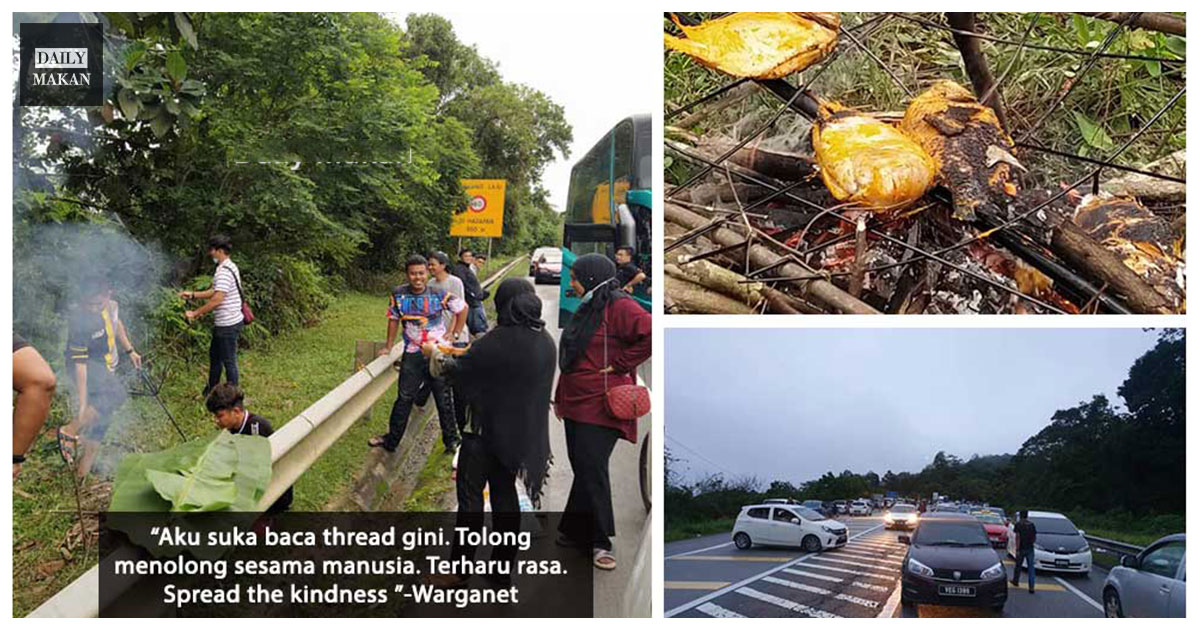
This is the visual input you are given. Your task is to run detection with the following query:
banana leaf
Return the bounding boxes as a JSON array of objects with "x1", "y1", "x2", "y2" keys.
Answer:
[{"x1": 110, "y1": 431, "x2": 272, "y2": 512}]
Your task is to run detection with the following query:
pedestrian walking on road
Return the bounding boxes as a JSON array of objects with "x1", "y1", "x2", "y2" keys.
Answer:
[
  {"x1": 13, "y1": 333, "x2": 56, "y2": 480},
  {"x1": 180, "y1": 235, "x2": 246, "y2": 396},
  {"x1": 369, "y1": 255, "x2": 467, "y2": 454},
  {"x1": 1012, "y1": 510, "x2": 1037, "y2": 593},
  {"x1": 553, "y1": 253, "x2": 651, "y2": 571},
  {"x1": 422, "y1": 278, "x2": 556, "y2": 588}
]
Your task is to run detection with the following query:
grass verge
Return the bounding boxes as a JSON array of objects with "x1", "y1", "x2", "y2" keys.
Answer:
[
  {"x1": 665, "y1": 517, "x2": 737, "y2": 544},
  {"x1": 12, "y1": 290, "x2": 391, "y2": 615}
]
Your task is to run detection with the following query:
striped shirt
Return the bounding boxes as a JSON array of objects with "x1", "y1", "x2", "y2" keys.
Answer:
[{"x1": 213, "y1": 259, "x2": 245, "y2": 327}]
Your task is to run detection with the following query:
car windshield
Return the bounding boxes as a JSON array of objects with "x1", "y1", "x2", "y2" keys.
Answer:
[
  {"x1": 890, "y1": 505, "x2": 916, "y2": 514},
  {"x1": 792, "y1": 507, "x2": 826, "y2": 522},
  {"x1": 802, "y1": 501, "x2": 823, "y2": 509},
  {"x1": 914, "y1": 521, "x2": 991, "y2": 546},
  {"x1": 973, "y1": 512, "x2": 1004, "y2": 525},
  {"x1": 1028, "y1": 516, "x2": 1079, "y2": 535}
]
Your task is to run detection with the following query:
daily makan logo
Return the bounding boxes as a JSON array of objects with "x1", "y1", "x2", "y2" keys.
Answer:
[{"x1": 20, "y1": 23, "x2": 103, "y2": 106}]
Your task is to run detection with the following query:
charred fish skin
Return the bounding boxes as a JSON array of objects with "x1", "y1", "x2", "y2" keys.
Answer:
[
  {"x1": 812, "y1": 107, "x2": 937, "y2": 210},
  {"x1": 664, "y1": 13, "x2": 840, "y2": 79},
  {"x1": 900, "y1": 81, "x2": 1020, "y2": 223},
  {"x1": 1073, "y1": 194, "x2": 1186, "y2": 309}
]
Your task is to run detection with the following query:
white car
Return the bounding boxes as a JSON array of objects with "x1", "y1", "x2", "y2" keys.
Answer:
[
  {"x1": 848, "y1": 500, "x2": 871, "y2": 516},
  {"x1": 1103, "y1": 534, "x2": 1185, "y2": 617},
  {"x1": 733, "y1": 503, "x2": 849, "y2": 553},
  {"x1": 1006, "y1": 511, "x2": 1093, "y2": 573}
]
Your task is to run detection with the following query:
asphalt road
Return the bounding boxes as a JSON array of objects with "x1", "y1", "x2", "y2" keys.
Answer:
[
  {"x1": 532, "y1": 278, "x2": 652, "y2": 617},
  {"x1": 665, "y1": 514, "x2": 1107, "y2": 618}
]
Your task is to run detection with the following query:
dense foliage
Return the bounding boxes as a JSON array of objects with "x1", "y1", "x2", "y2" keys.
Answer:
[
  {"x1": 667, "y1": 330, "x2": 1185, "y2": 529},
  {"x1": 14, "y1": 12, "x2": 568, "y2": 358}
]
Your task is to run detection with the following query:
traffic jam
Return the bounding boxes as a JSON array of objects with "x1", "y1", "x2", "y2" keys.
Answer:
[{"x1": 666, "y1": 496, "x2": 1185, "y2": 618}]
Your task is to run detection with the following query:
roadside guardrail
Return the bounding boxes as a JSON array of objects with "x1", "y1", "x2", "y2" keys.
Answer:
[
  {"x1": 29, "y1": 255, "x2": 527, "y2": 618},
  {"x1": 1085, "y1": 534, "x2": 1144, "y2": 562}
]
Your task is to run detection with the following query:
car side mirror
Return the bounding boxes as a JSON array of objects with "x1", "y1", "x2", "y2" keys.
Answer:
[
  {"x1": 898, "y1": 535, "x2": 911, "y2": 545},
  {"x1": 1078, "y1": 529, "x2": 1086, "y2": 536},
  {"x1": 1120, "y1": 555, "x2": 1138, "y2": 569}
]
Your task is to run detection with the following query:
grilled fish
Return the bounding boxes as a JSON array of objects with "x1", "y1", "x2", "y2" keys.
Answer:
[
  {"x1": 1073, "y1": 193, "x2": 1185, "y2": 310},
  {"x1": 812, "y1": 101, "x2": 936, "y2": 209},
  {"x1": 664, "y1": 13, "x2": 840, "y2": 79},
  {"x1": 900, "y1": 81, "x2": 1020, "y2": 222}
]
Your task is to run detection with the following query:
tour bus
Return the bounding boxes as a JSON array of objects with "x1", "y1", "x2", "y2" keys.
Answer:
[{"x1": 559, "y1": 114, "x2": 652, "y2": 327}]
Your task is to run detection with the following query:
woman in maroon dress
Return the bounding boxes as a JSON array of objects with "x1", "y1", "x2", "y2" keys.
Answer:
[{"x1": 554, "y1": 253, "x2": 652, "y2": 571}]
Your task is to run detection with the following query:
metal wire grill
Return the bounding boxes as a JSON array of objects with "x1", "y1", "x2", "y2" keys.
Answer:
[{"x1": 663, "y1": 12, "x2": 1186, "y2": 315}]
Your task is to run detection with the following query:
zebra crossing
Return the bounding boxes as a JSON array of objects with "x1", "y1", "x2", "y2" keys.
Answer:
[{"x1": 670, "y1": 525, "x2": 907, "y2": 618}]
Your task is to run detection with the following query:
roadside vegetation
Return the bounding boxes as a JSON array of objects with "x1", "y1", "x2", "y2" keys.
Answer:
[{"x1": 666, "y1": 330, "x2": 1184, "y2": 548}]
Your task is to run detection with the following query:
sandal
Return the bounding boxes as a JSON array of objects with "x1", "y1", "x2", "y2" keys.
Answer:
[
  {"x1": 367, "y1": 435, "x2": 395, "y2": 452},
  {"x1": 593, "y1": 548, "x2": 617, "y2": 571},
  {"x1": 56, "y1": 428, "x2": 79, "y2": 466}
]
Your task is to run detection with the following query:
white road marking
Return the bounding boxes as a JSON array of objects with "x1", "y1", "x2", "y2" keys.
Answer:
[
  {"x1": 879, "y1": 576, "x2": 904, "y2": 618},
  {"x1": 665, "y1": 524, "x2": 884, "y2": 617},
  {"x1": 799, "y1": 563, "x2": 897, "y2": 581},
  {"x1": 696, "y1": 602, "x2": 745, "y2": 618},
  {"x1": 810, "y1": 555, "x2": 899, "y2": 572},
  {"x1": 839, "y1": 546, "x2": 904, "y2": 559},
  {"x1": 736, "y1": 586, "x2": 842, "y2": 618},
  {"x1": 666, "y1": 540, "x2": 733, "y2": 559},
  {"x1": 1054, "y1": 576, "x2": 1105, "y2": 613},
  {"x1": 781, "y1": 567, "x2": 843, "y2": 583},
  {"x1": 762, "y1": 576, "x2": 881, "y2": 609}
]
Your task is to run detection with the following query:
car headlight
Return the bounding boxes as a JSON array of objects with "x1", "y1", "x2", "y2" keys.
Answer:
[
  {"x1": 907, "y1": 558, "x2": 934, "y2": 577},
  {"x1": 822, "y1": 525, "x2": 840, "y2": 534},
  {"x1": 980, "y1": 562, "x2": 1004, "y2": 579},
  {"x1": 884, "y1": 514, "x2": 894, "y2": 522}
]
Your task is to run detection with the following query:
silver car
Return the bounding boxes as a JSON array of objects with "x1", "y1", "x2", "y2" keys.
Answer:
[{"x1": 1103, "y1": 533, "x2": 1185, "y2": 617}]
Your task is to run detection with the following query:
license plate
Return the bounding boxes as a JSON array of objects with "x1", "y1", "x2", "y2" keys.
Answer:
[
  {"x1": 938, "y1": 585, "x2": 976, "y2": 597},
  {"x1": 1055, "y1": 559, "x2": 1069, "y2": 568}
]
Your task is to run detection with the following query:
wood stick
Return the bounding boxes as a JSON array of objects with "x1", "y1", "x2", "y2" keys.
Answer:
[
  {"x1": 666, "y1": 261, "x2": 763, "y2": 306},
  {"x1": 1051, "y1": 220, "x2": 1174, "y2": 314},
  {"x1": 664, "y1": 276, "x2": 758, "y2": 314},
  {"x1": 666, "y1": 202, "x2": 880, "y2": 314},
  {"x1": 947, "y1": 12, "x2": 1009, "y2": 131},
  {"x1": 1075, "y1": 12, "x2": 1186, "y2": 36}
]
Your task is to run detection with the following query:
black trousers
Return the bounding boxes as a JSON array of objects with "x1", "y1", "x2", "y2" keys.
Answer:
[
  {"x1": 559, "y1": 419, "x2": 620, "y2": 552},
  {"x1": 206, "y1": 322, "x2": 242, "y2": 395},
  {"x1": 385, "y1": 351, "x2": 457, "y2": 450},
  {"x1": 452, "y1": 435, "x2": 520, "y2": 581}
]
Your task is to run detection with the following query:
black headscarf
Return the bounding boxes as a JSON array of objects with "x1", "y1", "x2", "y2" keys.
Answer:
[
  {"x1": 559, "y1": 253, "x2": 629, "y2": 372},
  {"x1": 495, "y1": 277, "x2": 545, "y2": 331}
]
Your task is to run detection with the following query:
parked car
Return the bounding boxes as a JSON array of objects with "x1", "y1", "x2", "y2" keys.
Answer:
[
  {"x1": 763, "y1": 498, "x2": 801, "y2": 505},
  {"x1": 530, "y1": 247, "x2": 562, "y2": 283},
  {"x1": 1103, "y1": 534, "x2": 1185, "y2": 617},
  {"x1": 885, "y1": 503, "x2": 920, "y2": 530},
  {"x1": 900, "y1": 512, "x2": 1007, "y2": 611},
  {"x1": 732, "y1": 503, "x2": 849, "y2": 553},
  {"x1": 1006, "y1": 511, "x2": 1093, "y2": 574},
  {"x1": 801, "y1": 499, "x2": 828, "y2": 516},
  {"x1": 971, "y1": 510, "x2": 1009, "y2": 548},
  {"x1": 849, "y1": 500, "x2": 871, "y2": 516},
  {"x1": 833, "y1": 500, "x2": 848, "y2": 515}
]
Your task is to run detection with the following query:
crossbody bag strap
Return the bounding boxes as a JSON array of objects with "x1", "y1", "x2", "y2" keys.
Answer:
[{"x1": 227, "y1": 264, "x2": 247, "y2": 304}]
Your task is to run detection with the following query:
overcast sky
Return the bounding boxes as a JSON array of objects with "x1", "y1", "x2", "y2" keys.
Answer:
[
  {"x1": 666, "y1": 328, "x2": 1162, "y2": 486},
  {"x1": 416, "y1": 11, "x2": 659, "y2": 213}
]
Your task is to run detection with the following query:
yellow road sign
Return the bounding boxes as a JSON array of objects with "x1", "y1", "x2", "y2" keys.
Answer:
[{"x1": 451, "y1": 179, "x2": 506, "y2": 238}]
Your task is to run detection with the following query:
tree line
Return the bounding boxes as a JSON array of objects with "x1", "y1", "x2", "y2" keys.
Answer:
[
  {"x1": 15, "y1": 12, "x2": 569, "y2": 357},
  {"x1": 666, "y1": 330, "x2": 1184, "y2": 527}
]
